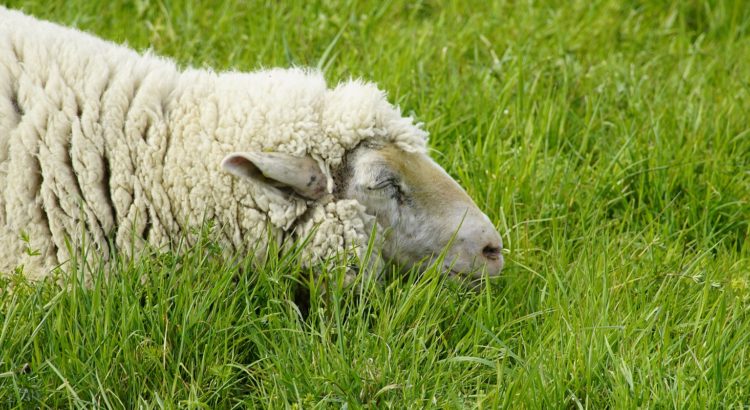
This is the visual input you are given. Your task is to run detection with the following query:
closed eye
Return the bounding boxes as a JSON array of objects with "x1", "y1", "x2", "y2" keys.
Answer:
[
  {"x1": 367, "y1": 177, "x2": 410, "y2": 205},
  {"x1": 369, "y1": 177, "x2": 398, "y2": 190}
]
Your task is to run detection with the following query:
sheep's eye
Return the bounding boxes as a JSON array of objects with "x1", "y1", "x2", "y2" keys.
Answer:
[
  {"x1": 369, "y1": 177, "x2": 398, "y2": 191},
  {"x1": 368, "y1": 176, "x2": 408, "y2": 204}
]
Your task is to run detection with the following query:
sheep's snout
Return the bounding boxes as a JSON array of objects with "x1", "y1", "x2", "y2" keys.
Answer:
[
  {"x1": 482, "y1": 244, "x2": 502, "y2": 261},
  {"x1": 449, "y1": 212, "x2": 504, "y2": 278},
  {"x1": 478, "y1": 240, "x2": 504, "y2": 275},
  {"x1": 482, "y1": 244, "x2": 505, "y2": 276}
]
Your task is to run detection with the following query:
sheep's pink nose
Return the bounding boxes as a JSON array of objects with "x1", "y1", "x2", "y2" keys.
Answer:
[{"x1": 482, "y1": 244, "x2": 502, "y2": 261}]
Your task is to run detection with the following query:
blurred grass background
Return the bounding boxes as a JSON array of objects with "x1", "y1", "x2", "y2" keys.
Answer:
[{"x1": 1, "y1": 0, "x2": 749, "y2": 407}]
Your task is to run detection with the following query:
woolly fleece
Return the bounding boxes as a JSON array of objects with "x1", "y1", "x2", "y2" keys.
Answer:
[{"x1": 0, "y1": 8, "x2": 428, "y2": 280}]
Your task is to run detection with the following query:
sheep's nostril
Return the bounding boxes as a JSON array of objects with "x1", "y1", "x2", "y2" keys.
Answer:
[{"x1": 482, "y1": 245, "x2": 501, "y2": 260}]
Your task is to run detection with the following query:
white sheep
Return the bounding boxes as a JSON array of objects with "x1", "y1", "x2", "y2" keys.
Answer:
[{"x1": 0, "y1": 7, "x2": 504, "y2": 283}]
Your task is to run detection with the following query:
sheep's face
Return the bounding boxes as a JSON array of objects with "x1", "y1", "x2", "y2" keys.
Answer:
[
  {"x1": 221, "y1": 143, "x2": 504, "y2": 281},
  {"x1": 338, "y1": 143, "x2": 504, "y2": 280}
]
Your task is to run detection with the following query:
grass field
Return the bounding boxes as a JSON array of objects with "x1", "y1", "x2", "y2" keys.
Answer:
[{"x1": 2, "y1": 0, "x2": 750, "y2": 407}]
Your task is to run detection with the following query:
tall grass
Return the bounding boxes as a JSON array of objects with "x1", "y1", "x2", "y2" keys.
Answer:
[{"x1": 1, "y1": 0, "x2": 749, "y2": 407}]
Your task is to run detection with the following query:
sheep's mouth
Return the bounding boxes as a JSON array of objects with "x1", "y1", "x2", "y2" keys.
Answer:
[
  {"x1": 445, "y1": 266, "x2": 501, "y2": 286},
  {"x1": 444, "y1": 269, "x2": 489, "y2": 291},
  {"x1": 445, "y1": 269, "x2": 483, "y2": 285},
  {"x1": 444, "y1": 266, "x2": 482, "y2": 279}
]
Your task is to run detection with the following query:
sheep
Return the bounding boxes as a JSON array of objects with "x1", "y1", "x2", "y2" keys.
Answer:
[{"x1": 0, "y1": 7, "x2": 504, "y2": 283}]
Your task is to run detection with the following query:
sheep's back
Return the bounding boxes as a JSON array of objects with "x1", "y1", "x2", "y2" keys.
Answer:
[{"x1": 0, "y1": 8, "x2": 179, "y2": 277}]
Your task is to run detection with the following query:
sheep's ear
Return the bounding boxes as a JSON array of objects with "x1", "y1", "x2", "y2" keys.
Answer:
[{"x1": 221, "y1": 152, "x2": 328, "y2": 200}]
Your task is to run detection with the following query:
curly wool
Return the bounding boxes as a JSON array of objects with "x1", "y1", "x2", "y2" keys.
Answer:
[{"x1": 0, "y1": 8, "x2": 427, "y2": 280}]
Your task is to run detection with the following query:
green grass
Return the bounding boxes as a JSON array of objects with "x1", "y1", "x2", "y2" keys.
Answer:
[{"x1": 2, "y1": 0, "x2": 750, "y2": 407}]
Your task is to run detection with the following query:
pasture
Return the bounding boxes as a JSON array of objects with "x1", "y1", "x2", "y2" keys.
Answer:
[{"x1": 1, "y1": 0, "x2": 749, "y2": 407}]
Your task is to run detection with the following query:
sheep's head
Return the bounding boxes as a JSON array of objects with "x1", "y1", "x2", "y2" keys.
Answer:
[{"x1": 221, "y1": 142, "x2": 504, "y2": 281}]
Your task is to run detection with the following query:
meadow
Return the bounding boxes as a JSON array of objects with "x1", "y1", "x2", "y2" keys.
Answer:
[{"x1": 1, "y1": 0, "x2": 749, "y2": 407}]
